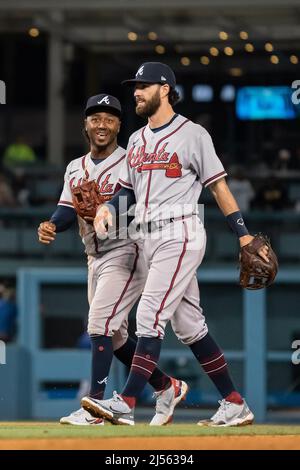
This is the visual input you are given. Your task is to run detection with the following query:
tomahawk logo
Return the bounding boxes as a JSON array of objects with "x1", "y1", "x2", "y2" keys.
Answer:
[
  {"x1": 0, "y1": 80, "x2": 6, "y2": 104},
  {"x1": 0, "y1": 340, "x2": 6, "y2": 364},
  {"x1": 97, "y1": 376, "x2": 108, "y2": 385},
  {"x1": 136, "y1": 65, "x2": 144, "y2": 77},
  {"x1": 97, "y1": 95, "x2": 110, "y2": 105}
]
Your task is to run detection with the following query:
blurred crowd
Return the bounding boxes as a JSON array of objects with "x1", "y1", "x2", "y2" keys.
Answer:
[
  {"x1": 1, "y1": 136, "x2": 300, "y2": 213},
  {"x1": 0, "y1": 136, "x2": 61, "y2": 209}
]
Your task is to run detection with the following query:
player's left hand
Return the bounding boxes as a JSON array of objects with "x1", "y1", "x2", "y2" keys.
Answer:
[
  {"x1": 94, "y1": 205, "x2": 113, "y2": 237},
  {"x1": 239, "y1": 234, "x2": 269, "y2": 263}
]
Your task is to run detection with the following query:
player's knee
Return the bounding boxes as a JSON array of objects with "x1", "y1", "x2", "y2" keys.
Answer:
[
  {"x1": 135, "y1": 319, "x2": 165, "y2": 339},
  {"x1": 176, "y1": 324, "x2": 208, "y2": 345},
  {"x1": 138, "y1": 294, "x2": 162, "y2": 316},
  {"x1": 112, "y1": 330, "x2": 128, "y2": 351},
  {"x1": 87, "y1": 323, "x2": 105, "y2": 336},
  {"x1": 87, "y1": 315, "x2": 107, "y2": 336}
]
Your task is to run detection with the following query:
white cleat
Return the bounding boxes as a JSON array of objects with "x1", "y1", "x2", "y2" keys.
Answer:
[
  {"x1": 60, "y1": 407, "x2": 104, "y2": 425},
  {"x1": 81, "y1": 392, "x2": 135, "y2": 426},
  {"x1": 197, "y1": 399, "x2": 254, "y2": 427},
  {"x1": 150, "y1": 378, "x2": 189, "y2": 426}
]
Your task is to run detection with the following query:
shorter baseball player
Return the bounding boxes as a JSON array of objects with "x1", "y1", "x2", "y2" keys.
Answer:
[{"x1": 38, "y1": 94, "x2": 188, "y2": 425}]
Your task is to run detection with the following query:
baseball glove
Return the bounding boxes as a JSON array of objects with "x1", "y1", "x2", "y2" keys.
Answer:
[
  {"x1": 71, "y1": 180, "x2": 108, "y2": 220},
  {"x1": 239, "y1": 233, "x2": 278, "y2": 290}
]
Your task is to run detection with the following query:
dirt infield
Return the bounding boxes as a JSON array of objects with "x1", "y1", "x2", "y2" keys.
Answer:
[
  {"x1": 0, "y1": 435, "x2": 300, "y2": 450},
  {"x1": 1, "y1": 423, "x2": 300, "y2": 450}
]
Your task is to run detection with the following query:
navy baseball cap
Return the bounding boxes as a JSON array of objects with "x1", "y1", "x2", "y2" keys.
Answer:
[
  {"x1": 85, "y1": 94, "x2": 122, "y2": 117},
  {"x1": 122, "y1": 62, "x2": 176, "y2": 88}
]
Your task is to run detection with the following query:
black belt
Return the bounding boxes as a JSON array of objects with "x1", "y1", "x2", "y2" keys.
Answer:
[{"x1": 136, "y1": 214, "x2": 193, "y2": 233}]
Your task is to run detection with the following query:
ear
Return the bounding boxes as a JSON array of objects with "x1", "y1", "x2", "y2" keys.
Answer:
[
  {"x1": 84, "y1": 118, "x2": 88, "y2": 132},
  {"x1": 161, "y1": 84, "x2": 170, "y2": 99}
]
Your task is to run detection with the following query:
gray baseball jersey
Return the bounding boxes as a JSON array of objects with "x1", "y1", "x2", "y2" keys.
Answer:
[
  {"x1": 118, "y1": 114, "x2": 226, "y2": 338},
  {"x1": 59, "y1": 146, "x2": 131, "y2": 255},
  {"x1": 119, "y1": 114, "x2": 227, "y2": 224}
]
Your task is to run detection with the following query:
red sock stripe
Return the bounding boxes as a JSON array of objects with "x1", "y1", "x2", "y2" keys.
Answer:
[
  {"x1": 200, "y1": 352, "x2": 224, "y2": 367},
  {"x1": 131, "y1": 364, "x2": 153, "y2": 378},
  {"x1": 206, "y1": 363, "x2": 228, "y2": 376},
  {"x1": 134, "y1": 354, "x2": 157, "y2": 366},
  {"x1": 201, "y1": 354, "x2": 227, "y2": 375},
  {"x1": 131, "y1": 354, "x2": 158, "y2": 379}
]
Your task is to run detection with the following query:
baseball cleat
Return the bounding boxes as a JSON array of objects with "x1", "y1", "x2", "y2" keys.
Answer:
[
  {"x1": 60, "y1": 407, "x2": 104, "y2": 425},
  {"x1": 149, "y1": 378, "x2": 189, "y2": 426},
  {"x1": 81, "y1": 391, "x2": 135, "y2": 425},
  {"x1": 197, "y1": 399, "x2": 254, "y2": 427}
]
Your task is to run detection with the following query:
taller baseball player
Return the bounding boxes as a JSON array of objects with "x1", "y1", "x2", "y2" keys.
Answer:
[
  {"x1": 38, "y1": 93, "x2": 188, "y2": 426},
  {"x1": 82, "y1": 63, "x2": 270, "y2": 426}
]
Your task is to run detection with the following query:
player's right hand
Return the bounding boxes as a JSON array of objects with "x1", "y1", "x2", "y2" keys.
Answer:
[
  {"x1": 94, "y1": 205, "x2": 113, "y2": 237},
  {"x1": 239, "y1": 234, "x2": 269, "y2": 263},
  {"x1": 38, "y1": 221, "x2": 57, "y2": 244}
]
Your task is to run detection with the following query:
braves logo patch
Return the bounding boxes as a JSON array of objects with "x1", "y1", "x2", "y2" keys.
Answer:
[
  {"x1": 128, "y1": 143, "x2": 182, "y2": 178},
  {"x1": 97, "y1": 95, "x2": 110, "y2": 105},
  {"x1": 138, "y1": 153, "x2": 182, "y2": 178}
]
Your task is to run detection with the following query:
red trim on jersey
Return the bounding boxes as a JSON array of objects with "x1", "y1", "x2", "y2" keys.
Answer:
[
  {"x1": 104, "y1": 243, "x2": 139, "y2": 336},
  {"x1": 96, "y1": 153, "x2": 126, "y2": 185},
  {"x1": 153, "y1": 221, "x2": 188, "y2": 332},
  {"x1": 145, "y1": 171, "x2": 152, "y2": 209},
  {"x1": 81, "y1": 155, "x2": 90, "y2": 179},
  {"x1": 141, "y1": 127, "x2": 147, "y2": 147},
  {"x1": 144, "y1": 119, "x2": 190, "y2": 209},
  {"x1": 203, "y1": 171, "x2": 227, "y2": 188},
  {"x1": 119, "y1": 178, "x2": 133, "y2": 188},
  {"x1": 154, "y1": 119, "x2": 190, "y2": 148},
  {"x1": 114, "y1": 182, "x2": 121, "y2": 194},
  {"x1": 137, "y1": 160, "x2": 182, "y2": 174},
  {"x1": 69, "y1": 176, "x2": 76, "y2": 190},
  {"x1": 58, "y1": 200, "x2": 74, "y2": 207}
]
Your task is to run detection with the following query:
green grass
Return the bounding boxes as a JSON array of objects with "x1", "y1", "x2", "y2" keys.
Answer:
[{"x1": 0, "y1": 423, "x2": 300, "y2": 439}]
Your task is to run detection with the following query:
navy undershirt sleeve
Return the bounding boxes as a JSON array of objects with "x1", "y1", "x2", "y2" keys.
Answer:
[
  {"x1": 51, "y1": 187, "x2": 135, "y2": 232},
  {"x1": 50, "y1": 205, "x2": 77, "y2": 232},
  {"x1": 108, "y1": 186, "x2": 136, "y2": 213}
]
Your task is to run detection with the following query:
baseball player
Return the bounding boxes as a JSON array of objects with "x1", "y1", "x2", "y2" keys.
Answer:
[
  {"x1": 38, "y1": 93, "x2": 188, "y2": 426},
  {"x1": 82, "y1": 63, "x2": 269, "y2": 427}
]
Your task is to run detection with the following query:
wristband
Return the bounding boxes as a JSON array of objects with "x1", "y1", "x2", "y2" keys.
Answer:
[{"x1": 226, "y1": 211, "x2": 249, "y2": 237}]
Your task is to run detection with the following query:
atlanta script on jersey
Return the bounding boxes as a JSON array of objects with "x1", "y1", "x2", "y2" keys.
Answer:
[
  {"x1": 58, "y1": 147, "x2": 131, "y2": 255},
  {"x1": 119, "y1": 114, "x2": 227, "y2": 224}
]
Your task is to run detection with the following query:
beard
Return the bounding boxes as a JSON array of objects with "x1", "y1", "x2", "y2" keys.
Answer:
[{"x1": 136, "y1": 89, "x2": 161, "y2": 118}]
